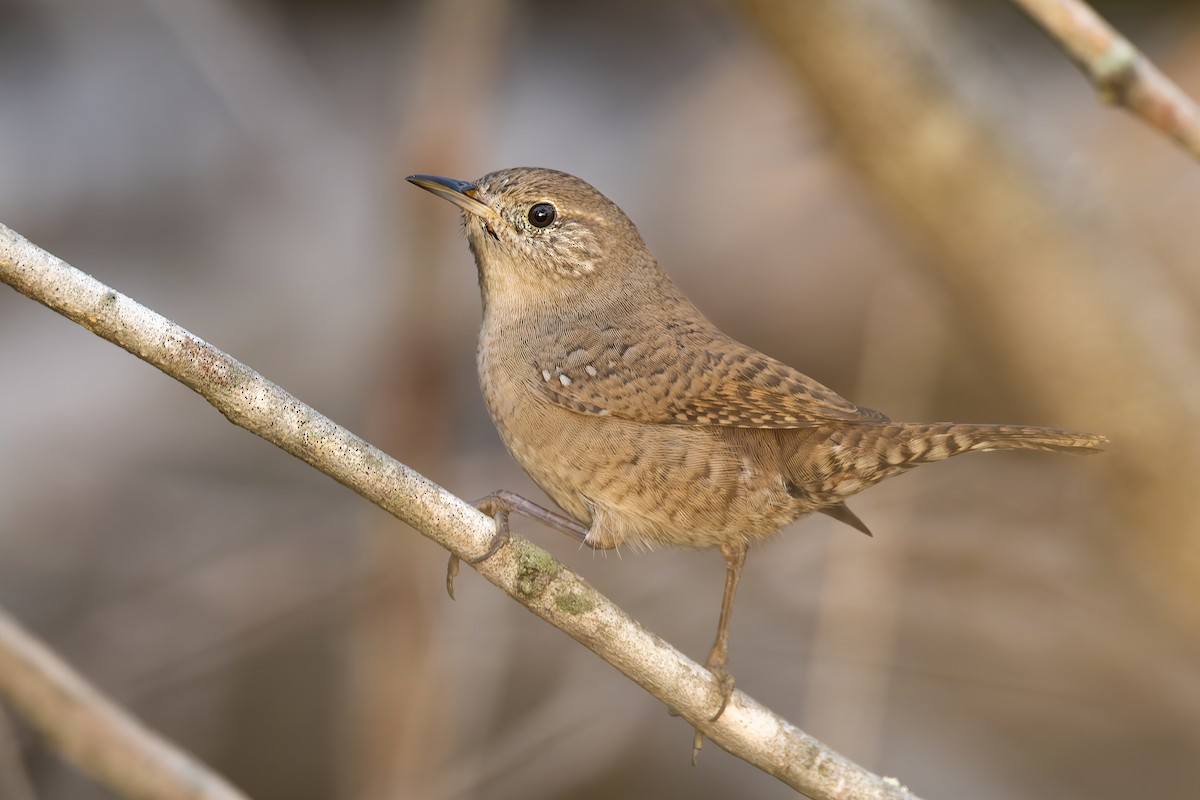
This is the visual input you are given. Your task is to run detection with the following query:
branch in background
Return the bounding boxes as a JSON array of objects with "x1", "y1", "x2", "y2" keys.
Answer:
[
  {"x1": 737, "y1": 0, "x2": 1200, "y2": 643},
  {"x1": 349, "y1": 1, "x2": 516, "y2": 794},
  {"x1": 0, "y1": 222, "x2": 920, "y2": 799},
  {"x1": 0, "y1": 705, "x2": 38, "y2": 800},
  {"x1": 1012, "y1": 0, "x2": 1200, "y2": 161},
  {"x1": 0, "y1": 607, "x2": 248, "y2": 800}
]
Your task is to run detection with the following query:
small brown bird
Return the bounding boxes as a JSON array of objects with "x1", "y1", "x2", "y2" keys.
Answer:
[{"x1": 408, "y1": 167, "x2": 1105, "y2": 744}]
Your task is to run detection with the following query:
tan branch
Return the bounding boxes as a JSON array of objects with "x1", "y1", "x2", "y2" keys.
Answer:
[
  {"x1": 1013, "y1": 0, "x2": 1200, "y2": 160},
  {"x1": 737, "y1": 0, "x2": 1200, "y2": 639},
  {"x1": 0, "y1": 705, "x2": 38, "y2": 800},
  {"x1": 0, "y1": 222, "x2": 919, "y2": 799},
  {"x1": 0, "y1": 607, "x2": 248, "y2": 800}
]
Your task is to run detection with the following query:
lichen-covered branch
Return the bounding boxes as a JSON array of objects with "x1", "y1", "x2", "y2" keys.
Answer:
[
  {"x1": 0, "y1": 222, "x2": 919, "y2": 799},
  {"x1": 1012, "y1": 0, "x2": 1200, "y2": 160}
]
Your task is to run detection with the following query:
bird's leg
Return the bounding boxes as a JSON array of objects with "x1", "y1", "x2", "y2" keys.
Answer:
[
  {"x1": 446, "y1": 490, "x2": 590, "y2": 599},
  {"x1": 705, "y1": 542, "x2": 747, "y2": 717},
  {"x1": 692, "y1": 541, "x2": 747, "y2": 763}
]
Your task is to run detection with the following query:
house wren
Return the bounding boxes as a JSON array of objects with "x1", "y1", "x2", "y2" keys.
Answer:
[{"x1": 408, "y1": 167, "x2": 1105, "y2": 745}]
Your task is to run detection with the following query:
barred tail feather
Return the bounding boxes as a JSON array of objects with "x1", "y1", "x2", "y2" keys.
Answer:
[
  {"x1": 792, "y1": 422, "x2": 1105, "y2": 535},
  {"x1": 886, "y1": 423, "x2": 1108, "y2": 465}
]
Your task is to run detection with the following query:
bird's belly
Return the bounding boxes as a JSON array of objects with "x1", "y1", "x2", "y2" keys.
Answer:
[{"x1": 479, "y1": 356, "x2": 801, "y2": 550}]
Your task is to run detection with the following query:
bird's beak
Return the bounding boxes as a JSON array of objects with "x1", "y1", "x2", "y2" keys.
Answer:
[{"x1": 406, "y1": 174, "x2": 507, "y2": 229}]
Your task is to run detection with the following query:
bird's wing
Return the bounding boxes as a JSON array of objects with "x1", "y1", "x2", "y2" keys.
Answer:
[{"x1": 532, "y1": 321, "x2": 887, "y2": 428}]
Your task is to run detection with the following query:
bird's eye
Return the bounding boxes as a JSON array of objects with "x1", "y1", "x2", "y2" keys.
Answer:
[{"x1": 527, "y1": 202, "x2": 557, "y2": 229}]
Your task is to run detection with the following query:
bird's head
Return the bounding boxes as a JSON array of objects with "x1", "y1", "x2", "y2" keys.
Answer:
[{"x1": 407, "y1": 167, "x2": 661, "y2": 317}]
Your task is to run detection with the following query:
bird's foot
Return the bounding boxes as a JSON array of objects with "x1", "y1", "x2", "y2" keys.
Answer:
[
  {"x1": 445, "y1": 491, "x2": 592, "y2": 598},
  {"x1": 446, "y1": 496, "x2": 512, "y2": 600},
  {"x1": 691, "y1": 654, "x2": 737, "y2": 763},
  {"x1": 705, "y1": 660, "x2": 737, "y2": 722}
]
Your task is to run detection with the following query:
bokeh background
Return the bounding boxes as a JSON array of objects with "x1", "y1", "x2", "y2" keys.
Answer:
[{"x1": 2, "y1": 1, "x2": 1200, "y2": 798}]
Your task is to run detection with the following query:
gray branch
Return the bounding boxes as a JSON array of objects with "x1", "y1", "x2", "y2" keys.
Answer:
[{"x1": 0, "y1": 221, "x2": 920, "y2": 800}]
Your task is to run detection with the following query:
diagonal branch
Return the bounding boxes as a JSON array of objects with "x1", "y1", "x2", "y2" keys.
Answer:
[
  {"x1": 0, "y1": 607, "x2": 248, "y2": 800},
  {"x1": 0, "y1": 704, "x2": 38, "y2": 800},
  {"x1": 1012, "y1": 0, "x2": 1200, "y2": 161},
  {"x1": 0, "y1": 222, "x2": 919, "y2": 799}
]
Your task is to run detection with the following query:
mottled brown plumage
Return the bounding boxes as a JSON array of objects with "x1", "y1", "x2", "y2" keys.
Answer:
[{"x1": 407, "y1": 167, "x2": 1106, "y2": 750}]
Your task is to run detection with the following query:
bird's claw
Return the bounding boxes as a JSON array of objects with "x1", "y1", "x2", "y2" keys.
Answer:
[
  {"x1": 707, "y1": 664, "x2": 736, "y2": 722},
  {"x1": 691, "y1": 659, "x2": 737, "y2": 763},
  {"x1": 445, "y1": 498, "x2": 512, "y2": 599},
  {"x1": 446, "y1": 554, "x2": 461, "y2": 600}
]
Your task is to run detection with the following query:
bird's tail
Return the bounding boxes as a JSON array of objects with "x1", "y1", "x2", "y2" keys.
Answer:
[
  {"x1": 800, "y1": 422, "x2": 1106, "y2": 497},
  {"x1": 803, "y1": 422, "x2": 1106, "y2": 537},
  {"x1": 876, "y1": 422, "x2": 1108, "y2": 464}
]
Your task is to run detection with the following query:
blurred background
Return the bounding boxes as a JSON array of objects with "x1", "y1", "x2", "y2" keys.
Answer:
[{"x1": 1, "y1": 0, "x2": 1199, "y2": 798}]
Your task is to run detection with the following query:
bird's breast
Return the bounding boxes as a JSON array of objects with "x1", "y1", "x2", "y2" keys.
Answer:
[{"x1": 476, "y1": 327, "x2": 597, "y2": 523}]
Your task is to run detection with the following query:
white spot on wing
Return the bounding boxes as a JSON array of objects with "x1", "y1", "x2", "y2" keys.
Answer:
[
  {"x1": 542, "y1": 370, "x2": 552, "y2": 382},
  {"x1": 585, "y1": 364, "x2": 598, "y2": 377},
  {"x1": 559, "y1": 374, "x2": 572, "y2": 386}
]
